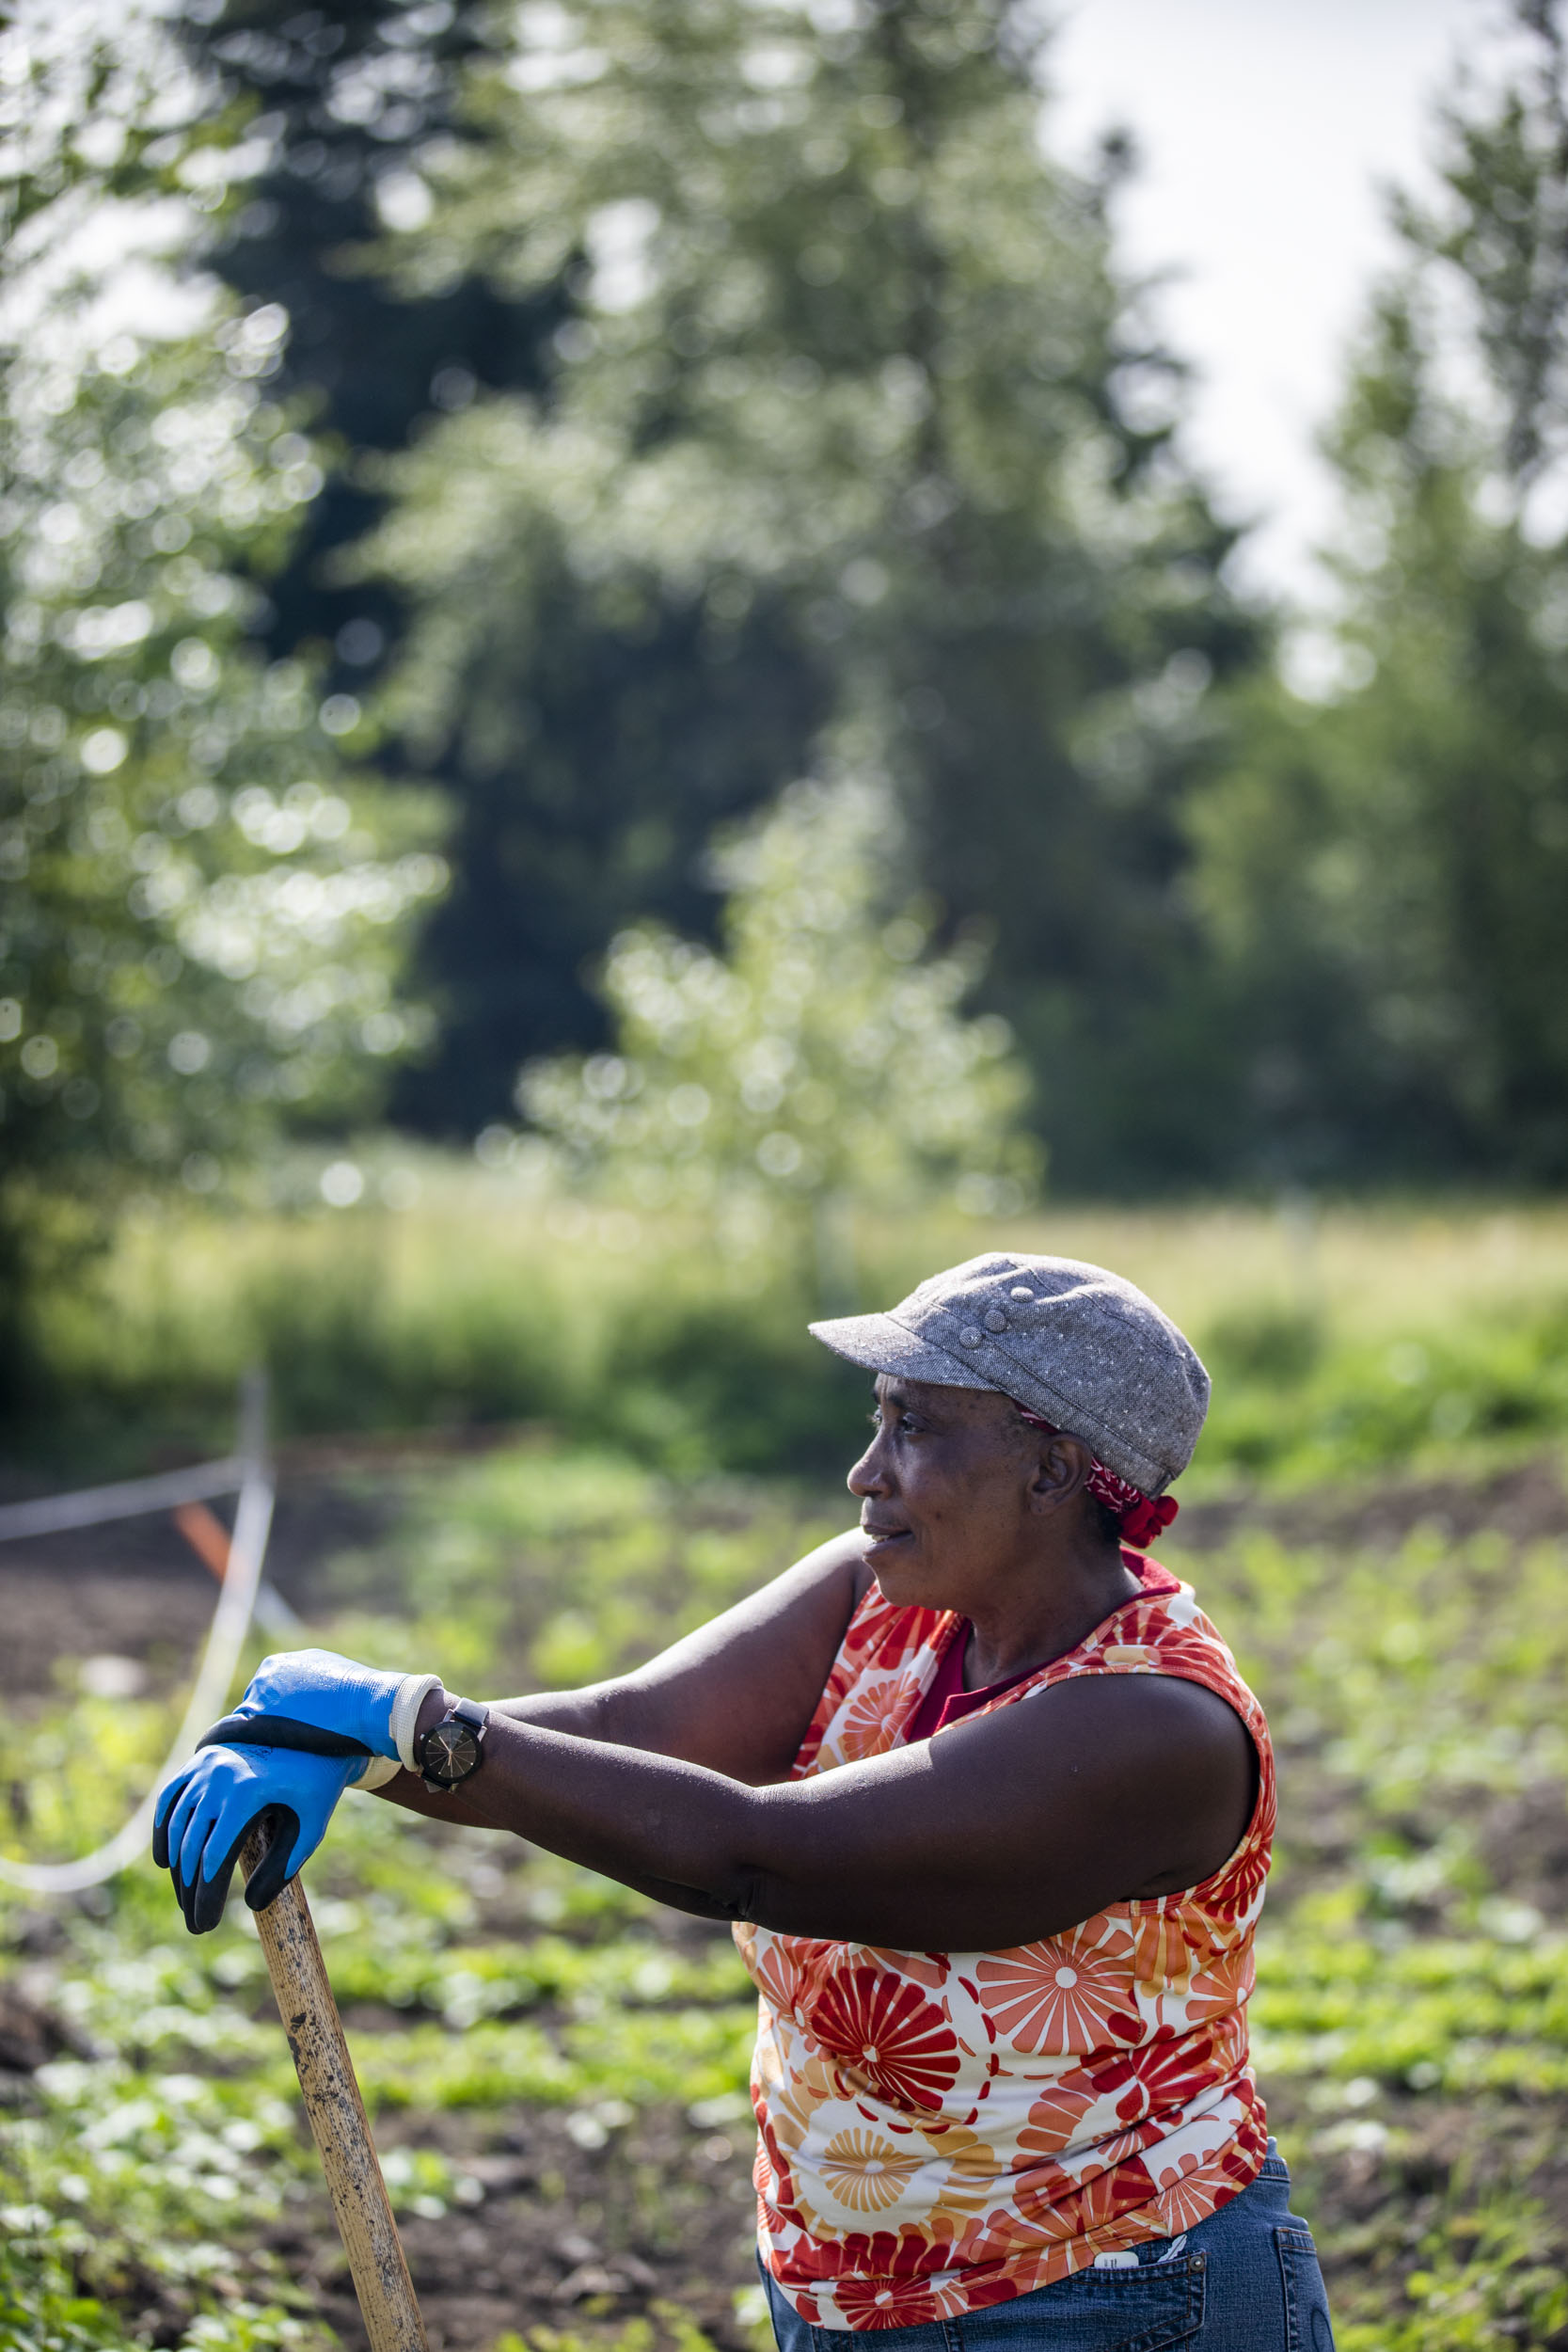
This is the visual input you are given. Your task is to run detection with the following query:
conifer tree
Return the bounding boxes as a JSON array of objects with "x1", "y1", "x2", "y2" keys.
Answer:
[
  {"x1": 1190, "y1": 0, "x2": 1568, "y2": 1180},
  {"x1": 364, "y1": 0, "x2": 1260, "y2": 1176},
  {"x1": 174, "y1": 0, "x2": 560, "y2": 669}
]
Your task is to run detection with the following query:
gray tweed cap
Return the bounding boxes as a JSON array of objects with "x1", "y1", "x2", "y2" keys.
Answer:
[{"x1": 809, "y1": 1253, "x2": 1210, "y2": 1496}]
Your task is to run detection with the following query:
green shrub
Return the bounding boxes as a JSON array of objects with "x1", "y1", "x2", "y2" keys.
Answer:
[{"x1": 1201, "y1": 1305, "x2": 1323, "y2": 1387}]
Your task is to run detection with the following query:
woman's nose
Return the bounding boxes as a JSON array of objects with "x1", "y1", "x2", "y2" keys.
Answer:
[{"x1": 847, "y1": 1435, "x2": 887, "y2": 1498}]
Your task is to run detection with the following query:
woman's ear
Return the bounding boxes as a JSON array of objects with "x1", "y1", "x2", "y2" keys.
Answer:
[{"x1": 1026, "y1": 1432, "x2": 1095, "y2": 1513}]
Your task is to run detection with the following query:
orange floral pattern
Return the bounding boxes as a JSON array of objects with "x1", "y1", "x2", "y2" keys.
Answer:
[
  {"x1": 735, "y1": 1555, "x2": 1275, "y2": 2328},
  {"x1": 975, "y1": 1917, "x2": 1139, "y2": 2052}
]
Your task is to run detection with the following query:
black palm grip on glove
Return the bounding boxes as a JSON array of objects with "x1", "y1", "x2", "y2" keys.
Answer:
[
  {"x1": 199, "y1": 1713, "x2": 372, "y2": 1758},
  {"x1": 152, "y1": 1796, "x2": 301, "y2": 1932},
  {"x1": 235, "y1": 1806, "x2": 300, "y2": 1914}
]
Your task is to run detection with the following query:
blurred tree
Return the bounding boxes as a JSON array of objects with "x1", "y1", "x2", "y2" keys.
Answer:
[
  {"x1": 1188, "y1": 0, "x2": 1568, "y2": 1181},
  {"x1": 517, "y1": 767, "x2": 1037, "y2": 1302},
  {"x1": 172, "y1": 0, "x2": 563, "y2": 675},
  {"x1": 360, "y1": 0, "x2": 1262, "y2": 1179},
  {"x1": 0, "y1": 8, "x2": 445, "y2": 1397}
]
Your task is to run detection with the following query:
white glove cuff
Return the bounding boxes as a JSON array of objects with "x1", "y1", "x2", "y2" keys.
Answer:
[
  {"x1": 353, "y1": 1755, "x2": 403, "y2": 1792},
  {"x1": 389, "y1": 1672, "x2": 442, "y2": 1772}
]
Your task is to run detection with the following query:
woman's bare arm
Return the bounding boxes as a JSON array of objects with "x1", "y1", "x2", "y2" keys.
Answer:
[
  {"x1": 388, "y1": 1667, "x2": 1256, "y2": 1949},
  {"x1": 376, "y1": 1528, "x2": 871, "y2": 1830}
]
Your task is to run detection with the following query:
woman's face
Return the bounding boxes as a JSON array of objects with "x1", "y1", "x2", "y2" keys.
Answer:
[{"x1": 847, "y1": 1374, "x2": 1064, "y2": 1613}]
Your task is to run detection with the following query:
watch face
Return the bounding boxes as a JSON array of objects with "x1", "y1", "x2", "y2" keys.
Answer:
[{"x1": 420, "y1": 1719, "x2": 481, "y2": 1784}]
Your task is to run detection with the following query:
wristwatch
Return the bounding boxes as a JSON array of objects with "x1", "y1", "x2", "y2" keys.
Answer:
[{"x1": 414, "y1": 1695, "x2": 490, "y2": 1792}]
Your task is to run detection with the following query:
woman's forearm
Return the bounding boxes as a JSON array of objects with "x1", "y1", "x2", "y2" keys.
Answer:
[
  {"x1": 374, "y1": 1762, "x2": 754, "y2": 1920},
  {"x1": 402, "y1": 1684, "x2": 771, "y2": 1912},
  {"x1": 371, "y1": 1682, "x2": 662, "y2": 1829},
  {"x1": 369, "y1": 1662, "x2": 1253, "y2": 1954}
]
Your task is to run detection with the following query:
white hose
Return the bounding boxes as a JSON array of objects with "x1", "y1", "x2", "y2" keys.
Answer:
[
  {"x1": 0, "y1": 1454, "x2": 276, "y2": 1895},
  {"x1": 0, "y1": 1457, "x2": 246, "y2": 1540}
]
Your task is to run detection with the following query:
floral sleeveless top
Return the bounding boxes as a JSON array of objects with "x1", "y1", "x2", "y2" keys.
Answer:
[{"x1": 733, "y1": 1555, "x2": 1275, "y2": 2329}]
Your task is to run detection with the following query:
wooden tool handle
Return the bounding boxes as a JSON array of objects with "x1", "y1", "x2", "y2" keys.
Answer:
[{"x1": 242, "y1": 1826, "x2": 429, "y2": 2352}]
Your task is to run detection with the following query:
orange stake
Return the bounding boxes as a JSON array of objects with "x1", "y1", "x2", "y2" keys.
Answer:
[{"x1": 173, "y1": 1499, "x2": 233, "y2": 1581}]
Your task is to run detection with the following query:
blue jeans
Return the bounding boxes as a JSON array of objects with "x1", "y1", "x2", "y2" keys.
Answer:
[{"x1": 759, "y1": 2142, "x2": 1334, "y2": 2350}]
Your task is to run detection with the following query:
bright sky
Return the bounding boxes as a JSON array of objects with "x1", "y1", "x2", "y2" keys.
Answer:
[{"x1": 1045, "y1": 0, "x2": 1484, "y2": 608}]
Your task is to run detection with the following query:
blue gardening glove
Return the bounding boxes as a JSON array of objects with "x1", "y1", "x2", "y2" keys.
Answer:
[
  {"x1": 205, "y1": 1647, "x2": 438, "y2": 1770},
  {"x1": 152, "y1": 1741, "x2": 362, "y2": 1934}
]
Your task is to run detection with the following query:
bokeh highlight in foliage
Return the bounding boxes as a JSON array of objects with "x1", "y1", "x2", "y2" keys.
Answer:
[{"x1": 0, "y1": 6, "x2": 447, "y2": 1378}]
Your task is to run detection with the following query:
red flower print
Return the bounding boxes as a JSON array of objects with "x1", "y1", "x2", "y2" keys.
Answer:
[
  {"x1": 874, "y1": 1604, "x2": 948, "y2": 1671},
  {"x1": 835, "y1": 2277, "x2": 940, "y2": 2329},
  {"x1": 749, "y1": 1935, "x2": 807, "y2": 2019},
  {"x1": 1054, "y1": 2159, "x2": 1156, "y2": 2243},
  {"x1": 751, "y1": 1932, "x2": 838, "y2": 2020},
  {"x1": 1200, "y1": 1853, "x2": 1270, "y2": 1930},
  {"x1": 820, "y1": 2227, "x2": 934, "y2": 2280},
  {"x1": 863, "y1": 1946, "x2": 951, "y2": 1994},
  {"x1": 1085, "y1": 2122, "x2": 1163, "y2": 2172},
  {"x1": 1008, "y1": 2154, "x2": 1081, "y2": 2232},
  {"x1": 1084, "y1": 2030, "x2": 1217, "y2": 2129},
  {"x1": 975, "y1": 1919, "x2": 1138, "y2": 2053},
  {"x1": 765, "y1": 1579, "x2": 1276, "y2": 2314},
  {"x1": 1016, "y1": 2069, "x2": 1099, "y2": 2158},
  {"x1": 793, "y1": 1602, "x2": 944, "y2": 1775},
  {"x1": 845, "y1": 1597, "x2": 944, "y2": 1674},
  {"x1": 809, "y1": 1968, "x2": 960, "y2": 2112}
]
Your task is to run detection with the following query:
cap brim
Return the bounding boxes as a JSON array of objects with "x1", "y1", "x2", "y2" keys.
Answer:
[{"x1": 807, "y1": 1311, "x2": 997, "y2": 1391}]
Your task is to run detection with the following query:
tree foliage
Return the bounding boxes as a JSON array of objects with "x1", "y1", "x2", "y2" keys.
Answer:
[
  {"x1": 358, "y1": 0, "x2": 1260, "y2": 1172},
  {"x1": 1188, "y1": 0, "x2": 1568, "y2": 1181},
  {"x1": 0, "y1": 7, "x2": 445, "y2": 1370},
  {"x1": 16, "y1": 0, "x2": 1568, "y2": 1219},
  {"x1": 173, "y1": 0, "x2": 561, "y2": 674}
]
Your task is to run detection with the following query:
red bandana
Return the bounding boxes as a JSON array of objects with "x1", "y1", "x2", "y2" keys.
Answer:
[{"x1": 1011, "y1": 1404, "x2": 1180, "y2": 1551}]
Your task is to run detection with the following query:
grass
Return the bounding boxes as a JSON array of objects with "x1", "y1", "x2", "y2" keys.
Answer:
[{"x1": 13, "y1": 1158, "x2": 1568, "y2": 1487}]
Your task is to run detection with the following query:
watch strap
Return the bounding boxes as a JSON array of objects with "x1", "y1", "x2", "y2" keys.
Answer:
[{"x1": 418, "y1": 1695, "x2": 489, "y2": 1788}]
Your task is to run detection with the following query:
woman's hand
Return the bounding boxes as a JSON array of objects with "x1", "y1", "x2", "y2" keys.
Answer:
[
  {"x1": 211, "y1": 1647, "x2": 438, "y2": 1767},
  {"x1": 152, "y1": 1741, "x2": 365, "y2": 1933}
]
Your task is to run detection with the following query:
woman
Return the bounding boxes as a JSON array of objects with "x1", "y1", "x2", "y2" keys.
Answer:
[{"x1": 156, "y1": 1252, "x2": 1335, "y2": 2347}]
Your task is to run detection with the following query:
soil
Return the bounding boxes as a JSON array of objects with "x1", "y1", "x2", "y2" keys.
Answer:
[
  {"x1": 305, "y1": 2096, "x2": 765, "y2": 2352},
  {"x1": 1177, "y1": 1449, "x2": 1568, "y2": 1555},
  {"x1": 0, "y1": 1470, "x2": 398, "y2": 1702}
]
